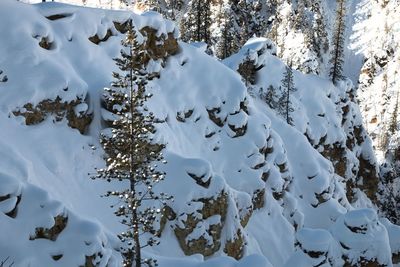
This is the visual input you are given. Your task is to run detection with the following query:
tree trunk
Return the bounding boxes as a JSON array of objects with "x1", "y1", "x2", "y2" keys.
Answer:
[
  {"x1": 129, "y1": 44, "x2": 141, "y2": 267},
  {"x1": 197, "y1": 0, "x2": 201, "y2": 41},
  {"x1": 286, "y1": 87, "x2": 290, "y2": 124}
]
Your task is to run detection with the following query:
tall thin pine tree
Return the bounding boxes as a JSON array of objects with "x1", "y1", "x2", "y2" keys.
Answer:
[
  {"x1": 330, "y1": 0, "x2": 346, "y2": 84},
  {"x1": 94, "y1": 21, "x2": 170, "y2": 267},
  {"x1": 280, "y1": 65, "x2": 297, "y2": 125},
  {"x1": 389, "y1": 93, "x2": 399, "y2": 134}
]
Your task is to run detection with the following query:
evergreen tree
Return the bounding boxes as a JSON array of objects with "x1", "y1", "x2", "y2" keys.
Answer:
[
  {"x1": 163, "y1": 0, "x2": 185, "y2": 20},
  {"x1": 311, "y1": 0, "x2": 329, "y2": 55},
  {"x1": 249, "y1": 0, "x2": 267, "y2": 38},
  {"x1": 380, "y1": 164, "x2": 400, "y2": 224},
  {"x1": 214, "y1": 1, "x2": 240, "y2": 59},
  {"x1": 136, "y1": 0, "x2": 162, "y2": 12},
  {"x1": 0, "y1": 70, "x2": 7, "y2": 83},
  {"x1": 180, "y1": 0, "x2": 212, "y2": 45},
  {"x1": 260, "y1": 85, "x2": 280, "y2": 110},
  {"x1": 329, "y1": 0, "x2": 347, "y2": 84},
  {"x1": 280, "y1": 65, "x2": 297, "y2": 125},
  {"x1": 389, "y1": 93, "x2": 399, "y2": 134},
  {"x1": 94, "y1": 21, "x2": 171, "y2": 267},
  {"x1": 293, "y1": 0, "x2": 306, "y2": 30},
  {"x1": 229, "y1": 0, "x2": 265, "y2": 46}
]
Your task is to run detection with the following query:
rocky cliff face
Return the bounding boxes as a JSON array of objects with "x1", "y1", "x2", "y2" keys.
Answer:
[{"x1": 0, "y1": 1, "x2": 399, "y2": 266}]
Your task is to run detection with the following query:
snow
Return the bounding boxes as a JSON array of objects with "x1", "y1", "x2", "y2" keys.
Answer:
[
  {"x1": 0, "y1": 1, "x2": 398, "y2": 267},
  {"x1": 331, "y1": 209, "x2": 393, "y2": 266},
  {"x1": 296, "y1": 228, "x2": 333, "y2": 253}
]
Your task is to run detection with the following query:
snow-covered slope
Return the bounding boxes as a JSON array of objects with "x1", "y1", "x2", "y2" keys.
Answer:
[
  {"x1": 349, "y1": 0, "x2": 400, "y2": 224},
  {"x1": 0, "y1": 1, "x2": 399, "y2": 266}
]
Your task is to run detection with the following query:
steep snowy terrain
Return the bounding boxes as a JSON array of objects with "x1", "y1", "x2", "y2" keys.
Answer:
[
  {"x1": 0, "y1": 1, "x2": 399, "y2": 267},
  {"x1": 349, "y1": 0, "x2": 400, "y2": 223}
]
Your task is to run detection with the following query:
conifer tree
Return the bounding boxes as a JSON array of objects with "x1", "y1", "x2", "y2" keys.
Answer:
[
  {"x1": 293, "y1": 0, "x2": 306, "y2": 30},
  {"x1": 389, "y1": 93, "x2": 399, "y2": 134},
  {"x1": 249, "y1": 0, "x2": 267, "y2": 38},
  {"x1": 330, "y1": 0, "x2": 347, "y2": 84},
  {"x1": 214, "y1": 2, "x2": 239, "y2": 59},
  {"x1": 0, "y1": 70, "x2": 7, "y2": 83},
  {"x1": 280, "y1": 65, "x2": 297, "y2": 125},
  {"x1": 162, "y1": 0, "x2": 185, "y2": 20},
  {"x1": 229, "y1": 0, "x2": 264, "y2": 46},
  {"x1": 137, "y1": 0, "x2": 162, "y2": 12},
  {"x1": 260, "y1": 85, "x2": 279, "y2": 110},
  {"x1": 94, "y1": 21, "x2": 170, "y2": 267},
  {"x1": 180, "y1": 0, "x2": 211, "y2": 45},
  {"x1": 311, "y1": 0, "x2": 329, "y2": 55}
]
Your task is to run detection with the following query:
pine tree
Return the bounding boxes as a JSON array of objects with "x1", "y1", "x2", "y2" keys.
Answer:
[
  {"x1": 230, "y1": 0, "x2": 249, "y2": 45},
  {"x1": 280, "y1": 65, "x2": 297, "y2": 125},
  {"x1": 329, "y1": 0, "x2": 347, "y2": 84},
  {"x1": 94, "y1": 21, "x2": 171, "y2": 267},
  {"x1": 0, "y1": 70, "x2": 7, "y2": 83},
  {"x1": 136, "y1": 0, "x2": 162, "y2": 12},
  {"x1": 180, "y1": 0, "x2": 212, "y2": 45},
  {"x1": 249, "y1": 0, "x2": 267, "y2": 38},
  {"x1": 214, "y1": 1, "x2": 240, "y2": 59},
  {"x1": 293, "y1": 0, "x2": 306, "y2": 30},
  {"x1": 260, "y1": 85, "x2": 280, "y2": 110},
  {"x1": 311, "y1": 0, "x2": 329, "y2": 55},
  {"x1": 389, "y1": 93, "x2": 399, "y2": 134},
  {"x1": 162, "y1": 0, "x2": 185, "y2": 20}
]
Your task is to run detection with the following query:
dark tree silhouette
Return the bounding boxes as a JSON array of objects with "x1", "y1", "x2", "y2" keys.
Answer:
[
  {"x1": 280, "y1": 65, "x2": 297, "y2": 125},
  {"x1": 330, "y1": 0, "x2": 347, "y2": 84}
]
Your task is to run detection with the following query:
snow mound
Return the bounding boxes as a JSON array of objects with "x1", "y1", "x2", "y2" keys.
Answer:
[
  {"x1": 331, "y1": 209, "x2": 392, "y2": 266},
  {"x1": 0, "y1": 173, "x2": 119, "y2": 267}
]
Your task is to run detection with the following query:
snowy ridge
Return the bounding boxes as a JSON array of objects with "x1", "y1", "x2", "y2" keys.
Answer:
[
  {"x1": 0, "y1": 1, "x2": 399, "y2": 266},
  {"x1": 225, "y1": 38, "x2": 379, "y2": 207}
]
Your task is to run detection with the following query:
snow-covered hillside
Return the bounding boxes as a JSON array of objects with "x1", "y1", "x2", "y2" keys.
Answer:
[
  {"x1": 349, "y1": 0, "x2": 400, "y2": 224},
  {"x1": 0, "y1": 1, "x2": 399, "y2": 266}
]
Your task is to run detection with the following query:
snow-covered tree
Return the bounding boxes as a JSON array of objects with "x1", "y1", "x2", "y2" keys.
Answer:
[
  {"x1": 280, "y1": 65, "x2": 297, "y2": 125},
  {"x1": 260, "y1": 85, "x2": 280, "y2": 110},
  {"x1": 94, "y1": 21, "x2": 170, "y2": 267},
  {"x1": 388, "y1": 93, "x2": 399, "y2": 134},
  {"x1": 310, "y1": 0, "x2": 329, "y2": 56},
  {"x1": 329, "y1": 0, "x2": 346, "y2": 84},
  {"x1": 180, "y1": 0, "x2": 212, "y2": 45},
  {"x1": 163, "y1": 0, "x2": 185, "y2": 20},
  {"x1": 228, "y1": 0, "x2": 267, "y2": 46},
  {"x1": 213, "y1": 1, "x2": 240, "y2": 59},
  {"x1": 380, "y1": 162, "x2": 400, "y2": 224},
  {"x1": 136, "y1": 0, "x2": 162, "y2": 12}
]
